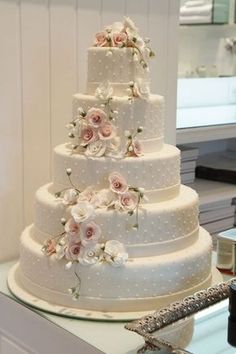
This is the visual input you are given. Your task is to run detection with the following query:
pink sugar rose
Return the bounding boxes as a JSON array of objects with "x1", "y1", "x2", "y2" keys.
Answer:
[
  {"x1": 98, "y1": 123, "x2": 116, "y2": 140},
  {"x1": 108, "y1": 172, "x2": 129, "y2": 194},
  {"x1": 44, "y1": 239, "x2": 56, "y2": 256},
  {"x1": 119, "y1": 191, "x2": 138, "y2": 211},
  {"x1": 85, "y1": 108, "x2": 107, "y2": 128},
  {"x1": 95, "y1": 31, "x2": 107, "y2": 47},
  {"x1": 65, "y1": 241, "x2": 81, "y2": 261},
  {"x1": 80, "y1": 221, "x2": 101, "y2": 246},
  {"x1": 78, "y1": 186, "x2": 96, "y2": 203},
  {"x1": 80, "y1": 126, "x2": 98, "y2": 146},
  {"x1": 113, "y1": 32, "x2": 127, "y2": 47},
  {"x1": 65, "y1": 218, "x2": 80, "y2": 238}
]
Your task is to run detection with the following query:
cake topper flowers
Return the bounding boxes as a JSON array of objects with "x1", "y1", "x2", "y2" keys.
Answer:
[
  {"x1": 42, "y1": 170, "x2": 145, "y2": 299},
  {"x1": 93, "y1": 17, "x2": 155, "y2": 70}
]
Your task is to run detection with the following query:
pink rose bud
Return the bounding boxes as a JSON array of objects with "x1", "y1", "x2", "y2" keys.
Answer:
[
  {"x1": 80, "y1": 126, "x2": 98, "y2": 146},
  {"x1": 95, "y1": 31, "x2": 107, "y2": 47},
  {"x1": 119, "y1": 191, "x2": 138, "y2": 211},
  {"x1": 98, "y1": 123, "x2": 116, "y2": 140},
  {"x1": 65, "y1": 241, "x2": 82, "y2": 261},
  {"x1": 108, "y1": 172, "x2": 129, "y2": 194},
  {"x1": 85, "y1": 108, "x2": 107, "y2": 128},
  {"x1": 113, "y1": 32, "x2": 127, "y2": 47}
]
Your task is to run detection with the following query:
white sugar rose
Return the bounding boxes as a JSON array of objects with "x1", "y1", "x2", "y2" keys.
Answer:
[
  {"x1": 94, "y1": 31, "x2": 107, "y2": 47},
  {"x1": 110, "y1": 21, "x2": 124, "y2": 33},
  {"x1": 106, "y1": 137, "x2": 121, "y2": 156},
  {"x1": 108, "y1": 172, "x2": 128, "y2": 194},
  {"x1": 62, "y1": 189, "x2": 79, "y2": 205},
  {"x1": 133, "y1": 79, "x2": 150, "y2": 100},
  {"x1": 80, "y1": 126, "x2": 98, "y2": 146},
  {"x1": 95, "y1": 81, "x2": 113, "y2": 100},
  {"x1": 112, "y1": 253, "x2": 129, "y2": 267},
  {"x1": 123, "y1": 17, "x2": 138, "y2": 33},
  {"x1": 119, "y1": 191, "x2": 138, "y2": 211},
  {"x1": 85, "y1": 140, "x2": 107, "y2": 157},
  {"x1": 98, "y1": 123, "x2": 116, "y2": 141},
  {"x1": 80, "y1": 221, "x2": 101, "y2": 246},
  {"x1": 65, "y1": 218, "x2": 80, "y2": 238},
  {"x1": 71, "y1": 201, "x2": 95, "y2": 224},
  {"x1": 104, "y1": 240, "x2": 128, "y2": 267},
  {"x1": 113, "y1": 32, "x2": 127, "y2": 47},
  {"x1": 65, "y1": 241, "x2": 81, "y2": 261},
  {"x1": 85, "y1": 108, "x2": 107, "y2": 128},
  {"x1": 79, "y1": 244, "x2": 103, "y2": 265},
  {"x1": 91, "y1": 189, "x2": 114, "y2": 208}
]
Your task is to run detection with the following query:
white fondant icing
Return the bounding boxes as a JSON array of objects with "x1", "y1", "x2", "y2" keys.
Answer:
[
  {"x1": 53, "y1": 143, "x2": 181, "y2": 196},
  {"x1": 19, "y1": 226, "x2": 212, "y2": 311},
  {"x1": 87, "y1": 47, "x2": 150, "y2": 96},
  {"x1": 34, "y1": 184, "x2": 199, "y2": 256}
]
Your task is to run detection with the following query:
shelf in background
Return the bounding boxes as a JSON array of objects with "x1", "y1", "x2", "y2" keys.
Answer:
[
  {"x1": 177, "y1": 123, "x2": 236, "y2": 144},
  {"x1": 187, "y1": 178, "x2": 236, "y2": 211},
  {"x1": 177, "y1": 77, "x2": 236, "y2": 124}
]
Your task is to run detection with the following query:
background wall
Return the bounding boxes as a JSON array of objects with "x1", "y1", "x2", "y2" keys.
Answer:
[{"x1": 0, "y1": 0, "x2": 179, "y2": 261}]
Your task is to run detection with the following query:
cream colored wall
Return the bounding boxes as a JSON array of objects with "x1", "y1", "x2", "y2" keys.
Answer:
[{"x1": 0, "y1": 0, "x2": 179, "y2": 261}]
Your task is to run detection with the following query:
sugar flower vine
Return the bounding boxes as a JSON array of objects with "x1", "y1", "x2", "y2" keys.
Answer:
[
  {"x1": 127, "y1": 79, "x2": 150, "y2": 102},
  {"x1": 42, "y1": 170, "x2": 145, "y2": 299},
  {"x1": 93, "y1": 17, "x2": 155, "y2": 71},
  {"x1": 124, "y1": 127, "x2": 143, "y2": 157}
]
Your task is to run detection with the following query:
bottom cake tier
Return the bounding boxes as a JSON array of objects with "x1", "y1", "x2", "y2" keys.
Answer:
[{"x1": 17, "y1": 226, "x2": 213, "y2": 312}]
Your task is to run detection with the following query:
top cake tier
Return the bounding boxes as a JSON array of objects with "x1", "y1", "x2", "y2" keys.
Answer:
[
  {"x1": 87, "y1": 18, "x2": 154, "y2": 97},
  {"x1": 87, "y1": 47, "x2": 150, "y2": 97}
]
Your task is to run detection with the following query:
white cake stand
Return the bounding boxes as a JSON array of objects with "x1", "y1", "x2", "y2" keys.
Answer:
[{"x1": 7, "y1": 262, "x2": 223, "y2": 322}]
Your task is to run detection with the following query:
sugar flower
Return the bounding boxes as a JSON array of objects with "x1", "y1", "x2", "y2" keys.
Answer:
[
  {"x1": 104, "y1": 240, "x2": 128, "y2": 267},
  {"x1": 65, "y1": 241, "x2": 82, "y2": 261},
  {"x1": 85, "y1": 140, "x2": 107, "y2": 157},
  {"x1": 80, "y1": 221, "x2": 101, "y2": 246},
  {"x1": 119, "y1": 191, "x2": 138, "y2": 211},
  {"x1": 71, "y1": 201, "x2": 95, "y2": 223},
  {"x1": 65, "y1": 218, "x2": 80, "y2": 238},
  {"x1": 98, "y1": 122, "x2": 116, "y2": 140},
  {"x1": 80, "y1": 126, "x2": 98, "y2": 146},
  {"x1": 108, "y1": 172, "x2": 129, "y2": 194},
  {"x1": 85, "y1": 108, "x2": 107, "y2": 128},
  {"x1": 62, "y1": 188, "x2": 79, "y2": 206}
]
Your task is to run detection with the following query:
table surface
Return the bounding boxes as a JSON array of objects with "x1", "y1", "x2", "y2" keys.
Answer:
[{"x1": 1, "y1": 260, "x2": 236, "y2": 354}]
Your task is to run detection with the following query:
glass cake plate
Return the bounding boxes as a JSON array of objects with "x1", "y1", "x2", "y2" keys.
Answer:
[{"x1": 7, "y1": 262, "x2": 223, "y2": 322}]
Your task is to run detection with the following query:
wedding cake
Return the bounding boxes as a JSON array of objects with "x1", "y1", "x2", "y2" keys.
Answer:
[{"x1": 10, "y1": 18, "x2": 214, "y2": 315}]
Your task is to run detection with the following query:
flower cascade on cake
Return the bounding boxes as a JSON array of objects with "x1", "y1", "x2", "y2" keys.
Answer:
[
  {"x1": 42, "y1": 168, "x2": 145, "y2": 300},
  {"x1": 67, "y1": 17, "x2": 155, "y2": 158},
  {"x1": 94, "y1": 17, "x2": 155, "y2": 68}
]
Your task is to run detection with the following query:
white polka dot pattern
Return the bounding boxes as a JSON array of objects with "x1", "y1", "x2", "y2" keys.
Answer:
[
  {"x1": 19, "y1": 226, "x2": 212, "y2": 311},
  {"x1": 53, "y1": 143, "x2": 180, "y2": 194},
  {"x1": 33, "y1": 184, "x2": 199, "y2": 257},
  {"x1": 87, "y1": 47, "x2": 149, "y2": 96}
]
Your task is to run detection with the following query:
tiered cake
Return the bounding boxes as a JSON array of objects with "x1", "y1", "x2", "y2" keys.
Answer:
[{"x1": 11, "y1": 18, "x2": 214, "y2": 314}]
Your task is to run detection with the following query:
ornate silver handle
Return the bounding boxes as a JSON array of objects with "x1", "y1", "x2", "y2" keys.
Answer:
[{"x1": 125, "y1": 279, "x2": 236, "y2": 353}]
